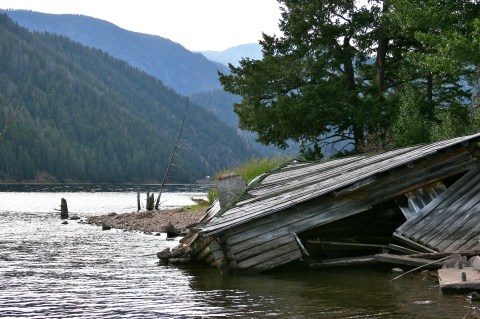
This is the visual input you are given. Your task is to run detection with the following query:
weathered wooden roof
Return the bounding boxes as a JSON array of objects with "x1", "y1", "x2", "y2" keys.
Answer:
[
  {"x1": 201, "y1": 133, "x2": 480, "y2": 236},
  {"x1": 395, "y1": 164, "x2": 480, "y2": 252}
]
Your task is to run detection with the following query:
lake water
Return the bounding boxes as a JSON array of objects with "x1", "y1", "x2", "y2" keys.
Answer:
[{"x1": 0, "y1": 184, "x2": 477, "y2": 318}]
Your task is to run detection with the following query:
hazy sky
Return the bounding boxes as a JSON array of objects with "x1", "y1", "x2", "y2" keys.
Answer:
[{"x1": 0, "y1": 0, "x2": 283, "y2": 51}]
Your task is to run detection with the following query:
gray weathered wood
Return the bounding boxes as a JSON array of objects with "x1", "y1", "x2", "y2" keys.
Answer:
[
  {"x1": 310, "y1": 256, "x2": 377, "y2": 268},
  {"x1": 374, "y1": 253, "x2": 444, "y2": 268},
  {"x1": 236, "y1": 242, "x2": 301, "y2": 270},
  {"x1": 239, "y1": 249, "x2": 303, "y2": 273}
]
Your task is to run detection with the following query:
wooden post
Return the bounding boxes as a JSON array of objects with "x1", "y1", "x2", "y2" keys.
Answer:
[
  {"x1": 60, "y1": 198, "x2": 69, "y2": 219},
  {"x1": 137, "y1": 192, "x2": 141, "y2": 211},
  {"x1": 146, "y1": 192, "x2": 155, "y2": 211}
]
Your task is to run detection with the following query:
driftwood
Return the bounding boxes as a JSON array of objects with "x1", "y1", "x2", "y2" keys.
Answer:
[{"x1": 390, "y1": 256, "x2": 451, "y2": 282}]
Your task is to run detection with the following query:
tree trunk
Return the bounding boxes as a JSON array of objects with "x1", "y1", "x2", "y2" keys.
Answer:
[
  {"x1": 146, "y1": 192, "x2": 155, "y2": 211},
  {"x1": 374, "y1": 2, "x2": 390, "y2": 92}
]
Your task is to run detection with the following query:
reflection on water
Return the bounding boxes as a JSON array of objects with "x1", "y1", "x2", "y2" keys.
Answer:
[{"x1": 0, "y1": 185, "x2": 475, "y2": 318}]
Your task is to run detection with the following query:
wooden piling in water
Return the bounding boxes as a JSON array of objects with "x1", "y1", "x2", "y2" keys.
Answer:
[{"x1": 60, "y1": 198, "x2": 68, "y2": 219}]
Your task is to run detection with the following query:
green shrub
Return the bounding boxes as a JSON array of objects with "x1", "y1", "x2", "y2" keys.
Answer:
[
  {"x1": 217, "y1": 156, "x2": 291, "y2": 183},
  {"x1": 207, "y1": 188, "x2": 218, "y2": 204}
]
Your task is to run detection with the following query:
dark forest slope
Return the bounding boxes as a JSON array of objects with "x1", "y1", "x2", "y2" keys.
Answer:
[
  {"x1": 0, "y1": 14, "x2": 255, "y2": 183},
  {"x1": 3, "y1": 10, "x2": 228, "y2": 95}
]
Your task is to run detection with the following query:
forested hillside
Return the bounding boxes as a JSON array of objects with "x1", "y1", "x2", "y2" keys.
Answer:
[
  {"x1": 0, "y1": 14, "x2": 255, "y2": 183},
  {"x1": 2, "y1": 10, "x2": 228, "y2": 95}
]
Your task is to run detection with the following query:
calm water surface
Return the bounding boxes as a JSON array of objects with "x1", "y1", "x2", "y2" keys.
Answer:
[{"x1": 0, "y1": 185, "x2": 476, "y2": 318}]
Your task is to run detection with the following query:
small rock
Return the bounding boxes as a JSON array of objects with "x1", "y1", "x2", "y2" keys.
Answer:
[
  {"x1": 101, "y1": 223, "x2": 111, "y2": 231},
  {"x1": 467, "y1": 292, "x2": 480, "y2": 301},
  {"x1": 62, "y1": 220, "x2": 68, "y2": 225},
  {"x1": 157, "y1": 248, "x2": 171, "y2": 261},
  {"x1": 164, "y1": 222, "x2": 182, "y2": 238},
  {"x1": 392, "y1": 268, "x2": 404, "y2": 273},
  {"x1": 69, "y1": 215, "x2": 80, "y2": 220}
]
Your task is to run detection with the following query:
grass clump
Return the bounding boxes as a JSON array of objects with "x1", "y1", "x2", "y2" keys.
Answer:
[{"x1": 217, "y1": 156, "x2": 292, "y2": 184}]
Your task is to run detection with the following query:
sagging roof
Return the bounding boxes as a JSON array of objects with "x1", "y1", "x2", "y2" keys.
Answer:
[
  {"x1": 395, "y1": 164, "x2": 480, "y2": 252},
  {"x1": 201, "y1": 133, "x2": 480, "y2": 236}
]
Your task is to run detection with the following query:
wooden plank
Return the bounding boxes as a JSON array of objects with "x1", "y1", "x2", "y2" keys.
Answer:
[
  {"x1": 226, "y1": 157, "x2": 475, "y2": 254},
  {"x1": 440, "y1": 207, "x2": 480, "y2": 252},
  {"x1": 398, "y1": 165, "x2": 480, "y2": 237},
  {"x1": 432, "y1": 205, "x2": 480, "y2": 252},
  {"x1": 293, "y1": 232, "x2": 310, "y2": 256},
  {"x1": 223, "y1": 152, "x2": 472, "y2": 244},
  {"x1": 374, "y1": 253, "x2": 444, "y2": 268},
  {"x1": 190, "y1": 236, "x2": 215, "y2": 256},
  {"x1": 233, "y1": 234, "x2": 295, "y2": 262},
  {"x1": 393, "y1": 232, "x2": 436, "y2": 253},
  {"x1": 388, "y1": 244, "x2": 421, "y2": 255},
  {"x1": 203, "y1": 151, "x2": 475, "y2": 236},
  {"x1": 416, "y1": 184, "x2": 480, "y2": 247},
  {"x1": 310, "y1": 256, "x2": 377, "y2": 269},
  {"x1": 240, "y1": 249, "x2": 303, "y2": 273},
  {"x1": 236, "y1": 242, "x2": 301, "y2": 270},
  {"x1": 397, "y1": 181, "x2": 446, "y2": 220},
  {"x1": 306, "y1": 240, "x2": 389, "y2": 250},
  {"x1": 194, "y1": 240, "x2": 223, "y2": 261}
]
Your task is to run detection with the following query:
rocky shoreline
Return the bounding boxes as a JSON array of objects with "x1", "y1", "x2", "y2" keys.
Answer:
[{"x1": 86, "y1": 208, "x2": 208, "y2": 235}]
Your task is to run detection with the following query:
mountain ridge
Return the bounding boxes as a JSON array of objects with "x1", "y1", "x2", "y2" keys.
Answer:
[
  {"x1": 0, "y1": 13, "x2": 255, "y2": 183},
  {"x1": 2, "y1": 9, "x2": 228, "y2": 96}
]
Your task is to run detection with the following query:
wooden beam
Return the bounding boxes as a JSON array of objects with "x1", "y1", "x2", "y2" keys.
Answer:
[
  {"x1": 310, "y1": 256, "x2": 377, "y2": 269},
  {"x1": 374, "y1": 253, "x2": 444, "y2": 268}
]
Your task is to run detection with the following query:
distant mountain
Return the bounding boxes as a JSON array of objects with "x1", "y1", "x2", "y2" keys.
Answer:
[
  {"x1": 2, "y1": 9, "x2": 228, "y2": 95},
  {"x1": 3, "y1": 10, "x2": 297, "y2": 158},
  {"x1": 0, "y1": 14, "x2": 255, "y2": 183},
  {"x1": 201, "y1": 43, "x2": 263, "y2": 66},
  {"x1": 189, "y1": 90, "x2": 299, "y2": 156}
]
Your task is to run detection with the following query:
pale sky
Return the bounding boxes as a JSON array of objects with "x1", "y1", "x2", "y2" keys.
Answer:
[{"x1": 0, "y1": 0, "x2": 283, "y2": 51}]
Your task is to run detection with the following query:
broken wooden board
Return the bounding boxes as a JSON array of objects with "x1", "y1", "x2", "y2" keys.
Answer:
[
  {"x1": 438, "y1": 267, "x2": 480, "y2": 293},
  {"x1": 374, "y1": 253, "x2": 444, "y2": 268},
  {"x1": 310, "y1": 255, "x2": 377, "y2": 269}
]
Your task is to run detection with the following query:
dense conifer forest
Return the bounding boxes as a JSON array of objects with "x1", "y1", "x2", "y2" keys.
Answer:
[
  {"x1": 1, "y1": 9, "x2": 228, "y2": 96},
  {"x1": 0, "y1": 14, "x2": 255, "y2": 183}
]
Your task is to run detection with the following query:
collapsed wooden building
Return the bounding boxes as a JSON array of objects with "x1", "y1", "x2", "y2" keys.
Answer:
[{"x1": 173, "y1": 133, "x2": 480, "y2": 273}]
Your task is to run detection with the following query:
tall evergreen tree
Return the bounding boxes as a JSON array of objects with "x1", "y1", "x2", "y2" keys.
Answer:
[{"x1": 220, "y1": 0, "x2": 478, "y2": 156}]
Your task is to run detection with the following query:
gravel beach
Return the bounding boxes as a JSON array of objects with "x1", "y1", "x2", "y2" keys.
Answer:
[{"x1": 86, "y1": 208, "x2": 208, "y2": 233}]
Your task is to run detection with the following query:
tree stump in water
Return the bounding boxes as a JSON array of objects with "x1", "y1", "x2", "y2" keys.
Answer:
[
  {"x1": 60, "y1": 198, "x2": 69, "y2": 219},
  {"x1": 146, "y1": 192, "x2": 155, "y2": 211}
]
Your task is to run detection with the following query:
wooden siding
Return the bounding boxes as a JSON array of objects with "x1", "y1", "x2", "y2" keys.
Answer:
[
  {"x1": 395, "y1": 165, "x2": 480, "y2": 252},
  {"x1": 396, "y1": 181, "x2": 446, "y2": 219},
  {"x1": 190, "y1": 134, "x2": 480, "y2": 273},
  {"x1": 202, "y1": 134, "x2": 480, "y2": 236}
]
